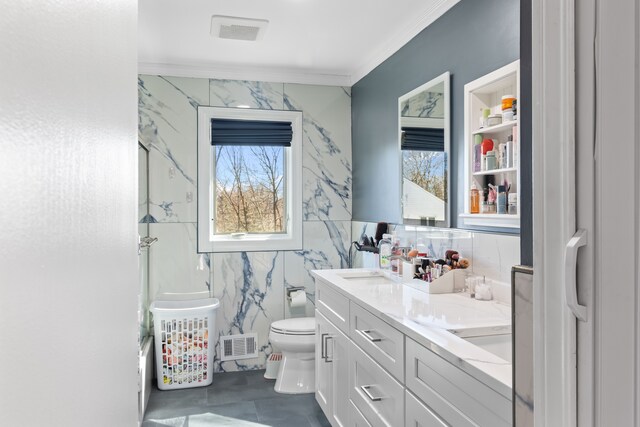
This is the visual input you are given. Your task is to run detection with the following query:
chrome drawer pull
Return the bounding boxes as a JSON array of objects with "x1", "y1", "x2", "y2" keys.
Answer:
[
  {"x1": 360, "y1": 385, "x2": 382, "y2": 402},
  {"x1": 321, "y1": 334, "x2": 333, "y2": 363},
  {"x1": 321, "y1": 333, "x2": 328, "y2": 359},
  {"x1": 360, "y1": 329, "x2": 382, "y2": 342},
  {"x1": 324, "y1": 335, "x2": 334, "y2": 363}
]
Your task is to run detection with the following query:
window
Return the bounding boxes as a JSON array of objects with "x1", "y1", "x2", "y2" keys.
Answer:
[{"x1": 197, "y1": 107, "x2": 303, "y2": 252}]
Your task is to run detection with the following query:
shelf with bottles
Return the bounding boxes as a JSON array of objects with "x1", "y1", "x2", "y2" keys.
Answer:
[
  {"x1": 461, "y1": 60, "x2": 520, "y2": 230},
  {"x1": 473, "y1": 167, "x2": 517, "y2": 176},
  {"x1": 471, "y1": 120, "x2": 518, "y2": 135}
]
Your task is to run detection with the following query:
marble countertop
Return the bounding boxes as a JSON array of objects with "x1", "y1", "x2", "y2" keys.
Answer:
[{"x1": 311, "y1": 268, "x2": 512, "y2": 399}]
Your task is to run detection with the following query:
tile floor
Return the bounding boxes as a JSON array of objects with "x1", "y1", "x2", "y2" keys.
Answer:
[{"x1": 142, "y1": 370, "x2": 331, "y2": 427}]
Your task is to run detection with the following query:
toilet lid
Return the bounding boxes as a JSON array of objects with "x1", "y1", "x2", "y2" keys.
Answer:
[{"x1": 270, "y1": 317, "x2": 316, "y2": 335}]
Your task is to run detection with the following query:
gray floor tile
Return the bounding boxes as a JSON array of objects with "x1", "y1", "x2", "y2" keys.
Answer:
[
  {"x1": 207, "y1": 375, "x2": 281, "y2": 405},
  {"x1": 144, "y1": 370, "x2": 330, "y2": 427},
  {"x1": 145, "y1": 401, "x2": 259, "y2": 426},
  {"x1": 254, "y1": 394, "x2": 325, "y2": 425},
  {"x1": 256, "y1": 414, "x2": 313, "y2": 427}
]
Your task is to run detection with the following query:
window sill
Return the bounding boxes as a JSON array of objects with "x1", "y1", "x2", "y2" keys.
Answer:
[{"x1": 198, "y1": 233, "x2": 302, "y2": 253}]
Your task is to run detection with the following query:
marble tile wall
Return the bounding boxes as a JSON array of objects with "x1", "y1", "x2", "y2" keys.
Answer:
[
  {"x1": 513, "y1": 266, "x2": 534, "y2": 427},
  {"x1": 139, "y1": 76, "x2": 352, "y2": 372}
]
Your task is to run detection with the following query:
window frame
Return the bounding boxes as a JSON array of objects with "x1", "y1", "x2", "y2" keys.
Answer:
[{"x1": 197, "y1": 106, "x2": 303, "y2": 253}]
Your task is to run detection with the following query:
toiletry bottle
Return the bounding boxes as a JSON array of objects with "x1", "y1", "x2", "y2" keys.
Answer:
[
  {"x1": 485, "y1": 150, "x2": 496, "y2": 170},
  {"x1": 508, "y1": 192, "x2": 518, "y2": 214},
  {"x1": 474, "y1": 134, "x2": 483, "y2": 172},
  {"x1": 470, "y1": 182, "x2": 480, "y2": 214},
  {"x1": 497, "y1": 185, "x2": 507, "y2": 214},
  {"x1": 390, "y1": 233, "x2": 400, "y2": 273},
  {"x1": 378, "y1": 234, "x2": 392, "y2": 270}
]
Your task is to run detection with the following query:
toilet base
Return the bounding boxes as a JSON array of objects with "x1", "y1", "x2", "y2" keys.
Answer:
[{"x1": 273, "y1": 351, "x2": 315, "y2": 394}]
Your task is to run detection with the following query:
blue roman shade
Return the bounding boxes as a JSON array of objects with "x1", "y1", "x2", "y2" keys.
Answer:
[
  {"x1": 401, "y1": 127, "x2": 444, "y2": 151},
  {"x1": 211, "y1": 118, "x2": 292, "y2": 147}
]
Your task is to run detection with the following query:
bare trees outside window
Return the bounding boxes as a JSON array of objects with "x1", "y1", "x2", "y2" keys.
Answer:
[
  {"x1": 403, "y1": 150, "x2": 447, "y2": 201},
  {"x1": 214, "y1": 145, "x2": 286, "y2": 234}
]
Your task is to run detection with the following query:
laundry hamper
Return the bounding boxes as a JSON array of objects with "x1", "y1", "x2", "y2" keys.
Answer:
[{"x1": 150, "y1": 298, "x2": 220, "y2": 390}]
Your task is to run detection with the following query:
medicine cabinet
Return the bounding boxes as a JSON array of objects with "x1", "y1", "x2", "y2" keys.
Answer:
[{"x1": 460, "y1": 60, "x2": 520, "y2": 229}]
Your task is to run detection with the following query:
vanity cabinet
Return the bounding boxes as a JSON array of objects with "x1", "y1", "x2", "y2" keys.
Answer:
[
  {"x1": 349, "y1": 340, "x2": 404, "y2": 427},
  {"x1": 405, "y1": 338, "x2": 511, "y2": 427},
  {"x1": 314, "y1": 277, "x2": 512, "y2": 427},
  {"x1": 316, "y1": 310, "x2": 350, "y2": 427},
  {"x1": 405, "y1": 390, "x2": 447, "y2": 427},
  {"x1": 460, "y1": 59, "x2": 520, "y2": 229},
  {"x1": 350, "y1": 302, "x2": 404, "y2": 382},
  {"x1": 349, "y1": 400, "x2": 372, "y2": 427}
]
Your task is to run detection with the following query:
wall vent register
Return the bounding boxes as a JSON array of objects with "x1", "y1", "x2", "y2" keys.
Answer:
[{"x1": 220, "y1": 333, "x2": 258, "y2": 361}]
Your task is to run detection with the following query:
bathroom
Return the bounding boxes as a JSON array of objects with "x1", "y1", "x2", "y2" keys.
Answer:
[
  {"x1": 137, "y1": 0, "x2": 524, "y2": 425},
  {"x1": 3, "y1": 0, "x2": 638, "y2": 426}
]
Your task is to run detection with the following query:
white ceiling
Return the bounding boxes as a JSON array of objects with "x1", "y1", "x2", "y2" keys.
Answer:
[{"x1": 138, "y1": 0, "x2": 460, "y2": 86}]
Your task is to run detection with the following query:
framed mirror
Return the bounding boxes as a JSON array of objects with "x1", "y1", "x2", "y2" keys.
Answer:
[{"x1": 399, "y1": 72, "x2": 450, "y2": 227}]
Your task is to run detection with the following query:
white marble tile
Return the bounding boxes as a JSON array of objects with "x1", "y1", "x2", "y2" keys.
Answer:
[
  {"x1": 350, "y1": 221, "x2": 379, "y2": 268},
  {"x1": 211, "y1": 251, "x2": 284, "y2": 372},
  {"x1": 138, "y1": 76, "x2": 209, "y2": 223},
  {"x1": 472, "y1": 232, "x2": 520, "y2": 284},
  {"x1": 284, "y1": 84, "x2": 352, "y2": 221},
  {"x1": 284, "y1": 220, "x2": 351, "y2": 288},
  {"x1": 514, "y1": 268, "x2": 534, "y2": 427},
  {"x1": 282, "y1": 220, "x2": 352, "y2": 317},
  {"x1": 148, "y1": 223, "x2": 211, "y2": 301},
  {"x1": 209, "y1": 80, "x2": 284, "y2": 109}
]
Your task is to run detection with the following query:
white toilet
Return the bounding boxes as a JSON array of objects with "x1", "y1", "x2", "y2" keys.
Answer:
[{"x1": 269, "y1": 317, "x2": 316, "y2": 394}]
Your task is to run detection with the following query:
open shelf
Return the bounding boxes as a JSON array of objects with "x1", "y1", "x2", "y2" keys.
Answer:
[
  {"x1": 472, "y1": 120, "x2": 518, "y2": 135},
  {"x1": 473, "y1": 167, "x2": 517, "y2": 176},
  {"x1": 461, "y1": 60, "x2": 520, "y2": 230},
  {"x1": 459, "y1": 213, "x2": 520, "y2": 229}
]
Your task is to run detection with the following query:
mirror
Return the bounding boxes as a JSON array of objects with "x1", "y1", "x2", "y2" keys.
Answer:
[{"x1": 399, "y1": 72, "x2": 450, "y2": 227}]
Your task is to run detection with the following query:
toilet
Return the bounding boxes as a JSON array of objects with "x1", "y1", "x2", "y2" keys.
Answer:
[{"x1": 269, "y1": 317, "x2": 316, "y2": 394}]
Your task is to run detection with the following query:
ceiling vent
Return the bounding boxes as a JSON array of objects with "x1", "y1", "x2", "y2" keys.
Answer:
[{"x1": 210, "y1": 15, "x2": 268, "y2": 41}]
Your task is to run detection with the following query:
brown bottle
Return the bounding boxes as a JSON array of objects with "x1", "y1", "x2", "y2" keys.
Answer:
[{"x1": 470, "y1": 183, "x2": 480, "y2": 214}]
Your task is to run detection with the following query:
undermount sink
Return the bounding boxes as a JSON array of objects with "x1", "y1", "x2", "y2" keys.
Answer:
[
  {"x1": 336, "y1": 270, "x2": 396, "y2": 285},
  {"x1": 448, "y1": 326, "x2": 512, "y2": 363}
]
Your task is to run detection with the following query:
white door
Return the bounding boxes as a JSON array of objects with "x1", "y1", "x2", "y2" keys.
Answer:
[
  {"x1": 587, "y1": 1, "x2": 639, "y2": 424},
  {"x1": 533, "y1": 0, "x2": 639, "y2": 425}
]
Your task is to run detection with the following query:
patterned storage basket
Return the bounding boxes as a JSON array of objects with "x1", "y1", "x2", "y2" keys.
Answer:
[{"x1": 150, "y1": 298, "x2": 220, "y2": 390}]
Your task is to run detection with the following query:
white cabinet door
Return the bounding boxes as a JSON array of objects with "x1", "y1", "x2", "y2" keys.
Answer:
[
  {"x1": 405, "y1": 390, "x2": 447, "y2": 427},
  {"x1": 329, "y1": 318, "x2": 350, "y2": 427},
  {"x1": 317, "y1": 309, "x2": 350, "y2": 427},
  {"x1": 349, "y1": 340, "x2": 404, "y2": 427},
  {"x1": 316, "y1": 310, "x2": 333, "y2": 418},
  {"x1": 349, "y1": 400, "x2": 372, "y2": 427}
]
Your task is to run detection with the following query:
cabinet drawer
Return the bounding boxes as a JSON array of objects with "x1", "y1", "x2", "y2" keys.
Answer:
[
  {"x1": 350, "y1": 302, "x2": 404, "y2": 381},
  {"x1": 405, "y1": 390, "x2": 447, "y2": 427},
  {"x1": 349, "y1": 400, "x2": 372, "y2": 427},
  {"x1": 405, "y1": 338, "x2": 511, "y2": 427},
  {"x1": 316, "y1": 279, "x2": 350, "y2": 334},
  {"x1": 349, "y1": 341, "x2": 404, "y2": 427}
]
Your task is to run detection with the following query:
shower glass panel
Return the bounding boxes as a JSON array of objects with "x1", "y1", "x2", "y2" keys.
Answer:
[{"x1": 138, "y1": 143, "x2": 150, "y2": 345}]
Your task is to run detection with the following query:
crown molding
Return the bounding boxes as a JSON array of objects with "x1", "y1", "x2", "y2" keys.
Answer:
[
  {"x1": 350, "y1": 0, "x2": 461, "y2": 84},
  {"x1": 138, "y1": 61, "x2": 353, "y2": 87}
]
